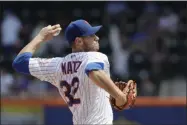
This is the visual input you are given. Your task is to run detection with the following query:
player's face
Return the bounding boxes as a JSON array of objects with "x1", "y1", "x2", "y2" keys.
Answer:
[{"x1": 81, "y1": 34, "x2": 100, "y2": 52}]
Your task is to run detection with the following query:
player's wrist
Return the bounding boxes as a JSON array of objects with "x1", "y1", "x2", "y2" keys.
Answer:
[
  {"x1": 115, "y1": 93, "x2": 127, "y2": 107},
  {"x1": 34, "y1": 34, "x2": 45, "y2": 43}
]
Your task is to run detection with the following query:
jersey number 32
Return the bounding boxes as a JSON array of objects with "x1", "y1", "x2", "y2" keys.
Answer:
[{"x1": 60, "y1": 77, "x2": 80, "y2": 106}]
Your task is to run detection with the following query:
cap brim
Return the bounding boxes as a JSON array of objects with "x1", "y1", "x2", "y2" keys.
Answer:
[{"x1": 82, "y1": 25, "x2": 102, "y2": 36}]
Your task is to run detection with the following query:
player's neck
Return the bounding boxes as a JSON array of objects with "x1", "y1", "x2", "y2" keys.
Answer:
[
  {"x1": 72, "y1": 48, "x2": 97, "y2": 53},
  {"x1": 72, "y1": 48, "x2": 84, "y2": 53}
]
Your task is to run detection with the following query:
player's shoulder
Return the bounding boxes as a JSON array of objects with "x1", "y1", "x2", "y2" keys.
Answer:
[
  {"x1": 64, "y1": 52, "x2": 108, "y2": 62},
  {"x1": 50, "y1": 57, "x2": 63, "y2": 61},
  {"x1": 87, "y1": 52, "x2": 108, "y2": 59},
  {"x1": 43, "y1": 57, "x2": 63, "y2": 65},
  {"x1": 31, "y1": 57, "x2": 63, "y2": 62}
]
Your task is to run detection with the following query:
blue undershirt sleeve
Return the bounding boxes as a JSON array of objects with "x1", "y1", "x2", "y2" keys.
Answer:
[
  {"x1": 85, "y1": 62, "x2": 104, "y2": 76},
  {"x1": 12, "y1": 52, "x2": 32, "y2": 75}
]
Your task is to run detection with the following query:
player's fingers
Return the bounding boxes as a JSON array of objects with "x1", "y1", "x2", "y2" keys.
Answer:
[
  {"x1": 51, "y1": 24, "x2": 61, "y2": 30},
  {"x1": 123, "y1": 84, "x2": 129, "y2": 94},
  {"x1": 46, "y1": 25, "x2": 52, "y2": 29},
  {"x1": 52, "y1": 28, "x2": 62, "y2": 34},
  {"x1": 126, "y1": 81, "x2": 131, "y2": 88},
  {"x1": 123, "y1": 80, "x2": 133, "y2": 94},
  {"x1": 127, "y1": 80, "x2": 133, "y2": 84},
  {"x1": 128, "y1": 80, "x2": 134, "y2": 90}
]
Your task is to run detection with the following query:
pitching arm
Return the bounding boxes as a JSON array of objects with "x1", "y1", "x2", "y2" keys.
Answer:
[
  {"x1": 87, "y1": 68, "x2": 127, "y2": 107},
  {"x1": 12, "y1": 25, "x2": 61, "y2": 87}
]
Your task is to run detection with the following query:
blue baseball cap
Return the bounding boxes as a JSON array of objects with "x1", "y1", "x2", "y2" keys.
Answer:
[{"x1": 65, "y1": 19, "x2": 102, "y2": 45}]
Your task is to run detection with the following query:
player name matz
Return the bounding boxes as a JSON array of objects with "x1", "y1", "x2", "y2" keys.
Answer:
[{"x1": 61, "y1": 61, "x2": 82, "y2": 75}]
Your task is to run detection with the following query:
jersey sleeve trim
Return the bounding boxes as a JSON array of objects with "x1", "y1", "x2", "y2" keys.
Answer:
[
  {"x1": 12, "y1": 52, "x2": 32, "y2": 75},
  {"x1": 85, "y1": 62, "x2": 104, "y2": 76}
]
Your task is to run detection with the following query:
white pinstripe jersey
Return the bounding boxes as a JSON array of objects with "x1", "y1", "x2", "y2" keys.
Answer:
[{"x1": 29, "y1": 52, "x2": 113, "y2": 124}]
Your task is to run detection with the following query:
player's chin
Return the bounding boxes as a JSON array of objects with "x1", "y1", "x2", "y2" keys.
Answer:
[
  {"x1": 94, "y1": 46, "x2": 99, "y2": 51},
  {"x1": 91, "y1": 44, "x2": 99, "y2": 51}
]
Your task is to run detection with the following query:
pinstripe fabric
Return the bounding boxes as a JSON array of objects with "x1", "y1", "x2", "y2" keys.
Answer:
[{"x1": 29, "y1": 52, "x2": 113, "y2": 124}]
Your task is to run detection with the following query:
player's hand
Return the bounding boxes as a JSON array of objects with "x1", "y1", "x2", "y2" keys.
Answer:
[
  {"x1": 36, "y1": 24, "x2": 62, "y2": 42},
  {"x1": 110, "y1": 80, "x2": 137, "y2": 111}
]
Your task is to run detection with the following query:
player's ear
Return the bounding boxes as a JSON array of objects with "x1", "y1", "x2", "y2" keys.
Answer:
[{"x1": 75, "y1": 37, "x2": 82, "y2": 44}]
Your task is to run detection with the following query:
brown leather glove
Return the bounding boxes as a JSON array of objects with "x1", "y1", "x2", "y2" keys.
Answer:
[{"x1": 109, "y1": 80, "x2": 137, "y2": 111}]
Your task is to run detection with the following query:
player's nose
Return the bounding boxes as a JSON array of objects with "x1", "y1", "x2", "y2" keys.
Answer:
[{"x1": 95, "y1": 35, "x2": 99, "y2": 41}]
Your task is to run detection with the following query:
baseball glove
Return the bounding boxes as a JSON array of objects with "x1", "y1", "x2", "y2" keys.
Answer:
[{"x1": 109, "y1": 80, "x2": 137, "y2": 111}]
